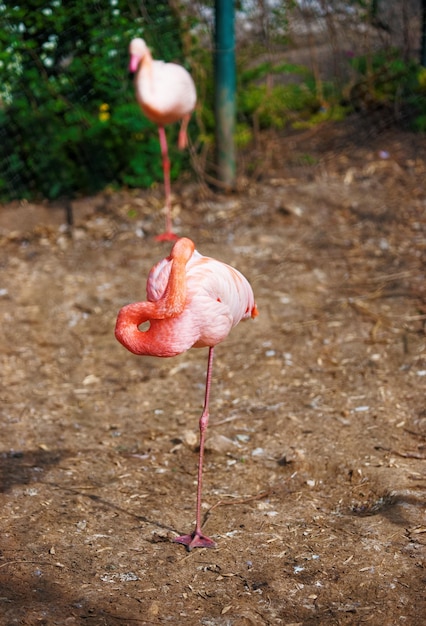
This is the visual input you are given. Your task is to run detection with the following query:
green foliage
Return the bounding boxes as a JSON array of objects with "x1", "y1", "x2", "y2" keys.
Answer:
[
  {"x1": 349, "y1": 49, "x2": 426, "y2": 130},
  {"x1": 0, "y1": 0, "x2": 189, "y2": 201},
  {"x1": 292, "y1": 104, "x2": 349, "y2": 130},
  {"x1": 411, "y1": 65, "x2": 426, "y2": 131},
  {"x1": 237, "y1": 60, "x2": 327, "y2": 132},
  {"x1": 239, "y1": 82, "x2": 315, "y2": 129},
  {"x1": 296, "y1": 153, "x2": 318, "y2": 166},
  {"x1": 235, "y1": 47, "x2": 426, "y2": 138}
]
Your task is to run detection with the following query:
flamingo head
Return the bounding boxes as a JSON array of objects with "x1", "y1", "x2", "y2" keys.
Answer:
[{"x1": 129, "y1": 38, "x2": 149, "y2": 73}]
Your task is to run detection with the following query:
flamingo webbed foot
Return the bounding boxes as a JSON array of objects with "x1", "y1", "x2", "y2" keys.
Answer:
[
  {"x1": 174, "y1": 531, "x2": 217, "y2": 551},
  {"x1": 154, "y1": 231, "x2": 180, "y2": 242}
]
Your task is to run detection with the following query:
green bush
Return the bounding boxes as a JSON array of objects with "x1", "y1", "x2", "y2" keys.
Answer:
[
  {"x1": 349, "y1": 49, "x2": 426, "y2": 130},
  {"x1": 237, "y1": 60, "x2": 340, "y2": 133}
]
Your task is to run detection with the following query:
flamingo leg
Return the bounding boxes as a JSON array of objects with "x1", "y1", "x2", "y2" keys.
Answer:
[
  {"x1": 178, "y1": 114, "x2": 191, "y2": 150},
  {"x1": 174, "y1": 347, "x2": 217, "y2": 550},
  {"x1": 155, "y1": 126, "x2": 178, "y2": 242}
]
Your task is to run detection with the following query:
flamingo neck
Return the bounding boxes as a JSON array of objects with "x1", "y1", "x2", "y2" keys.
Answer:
[
  {"x1": 139, "y1": 48, "x2": 153, "y2": 78},
  {"x1": 114, "y1": 302, "x2": 157, "y2": 356}
]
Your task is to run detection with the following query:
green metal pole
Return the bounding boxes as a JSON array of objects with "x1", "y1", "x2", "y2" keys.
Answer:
[{"x1": 214, "y1": 0, "x2": 236, "y2": 189}]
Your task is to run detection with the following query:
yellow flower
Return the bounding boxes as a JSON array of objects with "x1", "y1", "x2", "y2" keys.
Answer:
[{"x1": 99, "y1": 103, "x2": 110, "y2": 122}]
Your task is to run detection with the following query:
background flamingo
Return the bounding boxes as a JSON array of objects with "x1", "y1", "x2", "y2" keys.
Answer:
[
  {"x1": 129, "y1": 38, "x2": 197, "y2": 241},
  {"x1": 115, "y1": 237, "x2": 258, "y2": 550}
]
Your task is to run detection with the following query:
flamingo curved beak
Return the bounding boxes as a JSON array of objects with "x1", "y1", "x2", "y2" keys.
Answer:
[{"x1": 129, "y1": 54, "x2": 139, "y2": 74}]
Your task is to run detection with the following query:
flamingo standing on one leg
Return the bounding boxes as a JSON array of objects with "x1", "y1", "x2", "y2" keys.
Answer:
[
  {"x1": 129, "y1": 38, "x2": 197, "y2": 241},
  {"x1": 115, "y1": 237, "x2": 258, "y2": 550}
]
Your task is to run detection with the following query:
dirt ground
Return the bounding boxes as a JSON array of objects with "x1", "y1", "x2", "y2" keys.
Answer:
[{"x1": 0, "y1": 116, "x2": 425, "y2": 625}]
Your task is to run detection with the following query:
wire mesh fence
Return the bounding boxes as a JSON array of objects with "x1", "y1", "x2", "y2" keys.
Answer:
[{"x1": 0, "y1": 0, "x2": 424, "y2": 204}]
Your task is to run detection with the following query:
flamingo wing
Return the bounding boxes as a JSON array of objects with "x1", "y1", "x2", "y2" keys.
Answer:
[{"x1": 146, "y1": 256, "x2": 171, "y2": 302}]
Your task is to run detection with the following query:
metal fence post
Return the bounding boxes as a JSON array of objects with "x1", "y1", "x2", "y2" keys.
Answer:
[{"x1": 214, "y1": 0, "x2": 236, "y2": 190}]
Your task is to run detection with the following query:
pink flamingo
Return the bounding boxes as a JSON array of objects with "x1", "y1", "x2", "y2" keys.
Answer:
[
  {"x1": 129, "y1": 38, "x2": 197, "y2": 241},
  {"x1": 115, "y1": 237, "x2": 258, "y2": 550}
]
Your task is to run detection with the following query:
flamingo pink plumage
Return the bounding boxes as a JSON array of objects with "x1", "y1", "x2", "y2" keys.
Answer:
[
  {"x1": 129, "y1": 38, "x2": 197, "y2": 241},
  {"x1": 115, "y1": 237, "x2": 258, "y2": 550}
]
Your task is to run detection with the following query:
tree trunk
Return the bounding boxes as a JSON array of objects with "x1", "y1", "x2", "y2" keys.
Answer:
[{"x1": 421, "y1": 0, "x2": 426, "y2": 66}]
